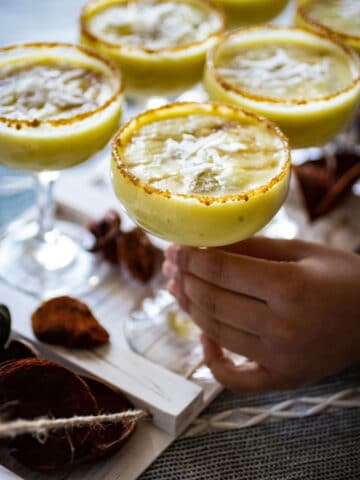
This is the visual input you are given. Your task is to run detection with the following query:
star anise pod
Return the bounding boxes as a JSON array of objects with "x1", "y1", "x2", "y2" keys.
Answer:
[
  {"x1": 118, "y1": 228, "x2": 162, "y2": 283},
  {"x1": 87, "y1": 210, "x2": 162, "y2": 282},
  {"x1": 87, "y1": 209, "x2": 121, "y2": 264}
]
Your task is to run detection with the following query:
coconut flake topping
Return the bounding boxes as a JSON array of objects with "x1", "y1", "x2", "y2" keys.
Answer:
[
  {"x1": 217, "y1": 43, "x2": 352, "y2": 101},
  {"x1": 0, "y1": 62, "x2": 113, "y2": 121},
  {"x1": 121, "y1": 114, "x2": 286, "y2": 197},
  {"x1": 88, "y1": 0, "x2": 221, "y2": 50}
]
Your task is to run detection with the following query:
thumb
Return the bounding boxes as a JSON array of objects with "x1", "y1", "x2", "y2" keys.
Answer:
[{"x1": 200, "y1": 333, "x2": 273, "y2": 393}]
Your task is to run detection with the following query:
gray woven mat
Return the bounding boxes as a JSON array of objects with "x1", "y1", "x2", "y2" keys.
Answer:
[{"x1": 141, "y1": 368, "x2": 360, "y2": 480}]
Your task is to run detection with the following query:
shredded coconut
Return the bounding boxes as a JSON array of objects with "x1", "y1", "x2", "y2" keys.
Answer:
[
  {"x1": 306, "y1": 0, "x2": 360, "y2": 37},
  {"x1": 0, "y1": 62, "x2": 113, "y2": 121},
  {"x1": 122, "y1": 114, "x2": 286, "y2": 196},
  {"x1": 88, "y1": 0, "x2": 221, "y2": 50},
  {"x1": 217, "y1": 44, "x2": 352, "y2": 101}
]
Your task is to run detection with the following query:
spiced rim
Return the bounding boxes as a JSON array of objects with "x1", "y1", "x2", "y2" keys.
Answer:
[
  {"x1": 80, "y1": 0, "x2": 226, "y2": 56},
  {"x1": 207, "y1": 25, "x2": 360, "y2": 107},
  {"x1": 0, "y1": 42, "x2": 124, "y2": 129},
  {"x1": 112, "y1": 102, "x2": 291, "y2": 206},
  {"x1": 297, "y1": 1, "x2": 360, "y2": 45}
]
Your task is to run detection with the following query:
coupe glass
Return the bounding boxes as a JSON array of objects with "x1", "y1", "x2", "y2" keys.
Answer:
[
  {"x1": 204, "y1": 26, "x2": 360, "y2": 237},
  {"x1": 80, "y1": 0, "x2": 225, "y2": 117},
  {"x1": 111, "y1": 102, "x2": 291, "y2": 374},
  {"x1": 0, "y1": 43, "x2": 124, "y2": 297},
  {"x1": 296, "y1": 0, "x2": 360, "y2": 193}
]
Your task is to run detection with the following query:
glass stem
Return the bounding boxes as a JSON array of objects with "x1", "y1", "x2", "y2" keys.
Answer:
[{"x1": 34, "y1": 171, "x2": 59, "y2": 241}]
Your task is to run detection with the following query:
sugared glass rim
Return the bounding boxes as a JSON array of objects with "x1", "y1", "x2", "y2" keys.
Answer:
[
  {"x1": 206, "y1": 26, "x2": 360, "y2": 107},
  {"x1": 296, "y1": 0, "x2": 360, "y2": 47},
  {"x1": 112, "y1": 102, "x2": 291, "y2": 206},
  {"x1": 0, "y1": 42, "x2": 124, "y2": 130},
  {"x1": 80, "y1": 0, "x2": 226, "y2": 57}
]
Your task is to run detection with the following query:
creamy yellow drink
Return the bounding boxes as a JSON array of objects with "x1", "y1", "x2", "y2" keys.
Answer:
[
  {"x1": 0, "y1": 43, "x2": 123, "y2": 171},
  {"x1": 112, "y1": 102, "x2": 290, "y2": 246},
  {"x1": 80, "y1": 0, "x2": 225, "y2": 96},
  {"x1": 205, "y1": 27, "x2": 360, "y2": 148},
  {"x1": 214, "y1": 0, "x2": 289, "y2": 29},
  {"x1": 296, "y1": 0, "x2": 360, "y2": 53}
]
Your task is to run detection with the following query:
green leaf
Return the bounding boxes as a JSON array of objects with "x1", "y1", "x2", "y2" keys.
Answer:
[{"x1": 0, "y1": 304, "x2": 11, "y2": 348}]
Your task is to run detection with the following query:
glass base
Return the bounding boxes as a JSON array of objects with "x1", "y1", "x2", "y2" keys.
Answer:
[
  {"x1": 125, "y1": 289, "x2": 212, "y2": 378},
  {"x1": 0, "y1": 220, "x2": 108, "y2": 298}
]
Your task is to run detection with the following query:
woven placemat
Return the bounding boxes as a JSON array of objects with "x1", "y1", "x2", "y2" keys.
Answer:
[{"x1": 141, "y1": 367, "x2": 360, "y2": 480}]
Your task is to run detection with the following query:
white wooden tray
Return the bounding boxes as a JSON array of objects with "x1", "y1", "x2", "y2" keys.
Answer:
[{"x1": 0, "y1": 186, "x2": 222, "y2": 479}]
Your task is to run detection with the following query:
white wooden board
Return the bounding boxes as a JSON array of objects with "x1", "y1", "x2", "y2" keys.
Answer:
[
  {"x1": 0, "y1": 158, "x2": 222, "y2": 477},
  {"x1": 0, "y1": 229, "x2": 221, "y2": 479},
  {"x1": 0, "y1": 466, "x2": 24, "y2": 480},
  {"x1": 0, "y1": 278, "x2": 222, "y2": 435}
]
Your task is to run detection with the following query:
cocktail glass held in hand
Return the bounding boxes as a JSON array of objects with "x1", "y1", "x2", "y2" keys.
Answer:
[
  {"x1": 111, "y1": 102, "x2": 291, "y2": 374},
  {"x1": 0, "y1": 43, "x2": 124, "y2": 297}
]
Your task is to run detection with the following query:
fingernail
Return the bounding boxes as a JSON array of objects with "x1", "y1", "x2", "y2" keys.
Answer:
[
  {"x1": 177, "y1": 292, "x2": 187, "y2": 312},
  {"x1": 167, "y1": 279, "x2": 177, "y2": 297},
  {"x1": 162, "y1": 260, "x2": 177, "y2": 278},
  {"x1": 176, "y1": 275, "x2": 189, "y2": 311},
  {"x1": 165, "y1": 244, "x2": 179, "y2": 263},
  {"x1": 177, "y1": 247, "x2": 190, "y2": 270},
  {"x1": 200, "y1": 334, "x2": 212, "y2": 364},
  {"x1": 200, "y1": 333, "x2": 220, "y2": 352},
  {"x1": 200, "y1": 332, "x2": 211, "y2": 348}
]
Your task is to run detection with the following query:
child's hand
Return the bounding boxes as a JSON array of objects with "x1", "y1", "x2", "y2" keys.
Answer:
[{"x1": 164, "y1": 238, "x2": 360, "y2": 392}]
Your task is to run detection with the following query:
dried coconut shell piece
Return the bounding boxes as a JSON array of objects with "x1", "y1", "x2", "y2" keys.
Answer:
[
  {"x1": 80, "y1": 376, "x2": 136, "y2": 461},
  {"x1": 86, "y1": 209, "x2": 162, "y2": 283},
  {"x1": 32, "y1": 296, "x2": 109, "y2": 349},
  {"x1": 87, "y1": 209, "x2": 122, "y2": 265},
  {"x1": 0, "y1": 360, "x2": 137, "y2": 471},
  {"x1": 118, "y1": 227, "x2": 162, "y2": 283},
  {"x1": 0, "y1": 358, "x2": 98, "y2": 471}
]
